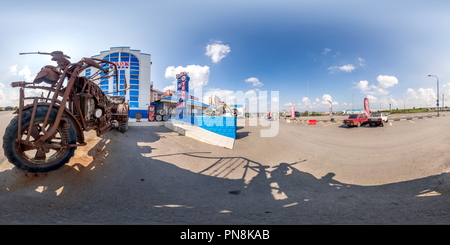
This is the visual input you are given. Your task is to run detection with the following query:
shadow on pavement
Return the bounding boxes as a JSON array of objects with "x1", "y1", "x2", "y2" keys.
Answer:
[{"x1": 1, "y1": 126, "x2": 450, "y2": 224}]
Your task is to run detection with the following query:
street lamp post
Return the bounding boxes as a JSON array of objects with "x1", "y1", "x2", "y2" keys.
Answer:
[
  {"x1": 352, "y1": 94, "x2": 354, "y2": 110},
  {"x1": 307, "y1": 80, "x2": 314, "y2": 119},
  {"x1": 327, "y1": 99, "x2": 334, "y2": 121},
  {"x1": 428, "y1": 75, "x2": 439, "y2": 116}
]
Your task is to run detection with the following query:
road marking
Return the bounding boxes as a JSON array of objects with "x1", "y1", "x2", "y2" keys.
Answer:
[
  {"x1": 409, "y1": 120, "x2": 415, "y2": 124},
  {"x1": 389, "y1": 122, "x2": 392, "y2": 126}
]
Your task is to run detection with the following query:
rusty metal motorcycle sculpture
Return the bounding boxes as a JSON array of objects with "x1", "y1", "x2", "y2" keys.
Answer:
[{"x1": 2, "y1": 51, "x2": 129, "y2": 172}]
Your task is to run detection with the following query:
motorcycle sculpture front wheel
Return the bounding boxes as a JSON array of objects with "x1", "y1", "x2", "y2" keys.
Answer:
[{"x1": 2, "y1": 107, "x2": 77, "y2": 172}]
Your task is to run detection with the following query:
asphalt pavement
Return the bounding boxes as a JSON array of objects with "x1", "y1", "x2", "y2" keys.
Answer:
[{"x1": 1, "y1": 110, "x2": 450, "y2": 224}]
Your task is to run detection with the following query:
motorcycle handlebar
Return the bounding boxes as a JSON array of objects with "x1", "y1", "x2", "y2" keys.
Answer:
[{"x1": 20, "y1": 51, "x2": 71, "y2": 59}]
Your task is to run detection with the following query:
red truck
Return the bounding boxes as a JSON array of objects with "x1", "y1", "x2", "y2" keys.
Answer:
[{"x1": 343, "y1": 113, "x2": 368, "y2": 127}]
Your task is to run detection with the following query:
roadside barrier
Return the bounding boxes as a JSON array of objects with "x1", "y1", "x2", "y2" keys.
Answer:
[{"x1": 308, "y1": 119, "x2": 317, "y2": 125}]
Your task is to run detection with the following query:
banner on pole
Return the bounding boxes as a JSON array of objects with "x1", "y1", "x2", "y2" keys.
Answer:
[{"x1": 364, "y1": 97, "x2": 371, "y2": 117}]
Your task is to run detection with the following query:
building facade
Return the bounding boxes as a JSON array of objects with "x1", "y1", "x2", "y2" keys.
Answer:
[
  {"x1": 150, "y1": 84, "x2": 170, "y2": 103},
  {"x1": 82, "y1": 47, "x2": 152, "y2": 118}
]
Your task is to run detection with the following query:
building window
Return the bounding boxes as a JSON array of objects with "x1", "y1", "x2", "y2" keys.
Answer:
[{"x1": 100, "y1": 52, "x2": 139, "y2": 106}]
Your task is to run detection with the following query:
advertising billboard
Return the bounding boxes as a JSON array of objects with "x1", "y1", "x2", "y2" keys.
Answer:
[{"x1": 176, "y1": 71, "x2": 189, "y2": 119}]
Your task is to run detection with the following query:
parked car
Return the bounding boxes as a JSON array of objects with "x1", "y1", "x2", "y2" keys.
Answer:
[
  {"x1": 343, "y1": 113, "x2": 368, "y2": 127},
  {"x1": 368, "y1": 112, "x2": 388, "y2": 127}
]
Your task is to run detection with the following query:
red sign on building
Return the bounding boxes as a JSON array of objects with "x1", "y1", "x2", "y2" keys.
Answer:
[{"x1": 111, "y1": 62, "x2": 130, "y2": 68}]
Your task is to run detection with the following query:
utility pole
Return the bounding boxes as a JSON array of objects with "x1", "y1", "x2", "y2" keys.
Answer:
[
  {"x1": 428, "y1": 75, "x2": 439, "y2": 116},
  {"x1": 307, "y1": 80, "x2": 314, "y2": 119}
]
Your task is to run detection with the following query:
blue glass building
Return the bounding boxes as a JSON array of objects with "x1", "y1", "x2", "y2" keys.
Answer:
[{"x1": 82, "y1": 47, "x2": 152, "y2": 118}]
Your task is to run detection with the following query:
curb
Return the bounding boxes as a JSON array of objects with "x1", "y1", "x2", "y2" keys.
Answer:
[{"x1": 391, "y1": 115, "x2": 435, "y2": 121}]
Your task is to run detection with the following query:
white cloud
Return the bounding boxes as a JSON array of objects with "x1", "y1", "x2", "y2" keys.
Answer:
[
  {"x1": 162, "y1": 84, "x2": 176, "y2": 92},
  {"x1": 295, "y1": 95, "x2": 339, "y2": 111},
  {"x1": 339, "y1": 64, "x2": 356, "y2": 72},
  {"x1": 406, "y1": 87, "x2": 436, "y2": 107},
  {"x1": 369, "y1": 86, "x2": 390, "y2": 95},
  {"x1": 406, "y1": 88, "x2": 416, "y2": 97},
  {"x1": 355, "y1": 80, "x2": 369, "y2": 91},
  {"x1": 327, "y1": 64, "x2": 355, "y2": 73},
  {"x1": 354, "y1": 78, "x2": 393, "y2": 96},
  {"x1": 365, "y1": 95, "x2": 397, "y2": 110},
  {"x1": 377, "y1": 75, "x2": 398, "y2": 88},
  {"x1": 322, "y1": 48, "x2": 331, "y2": 54},
  {"x1": 271, "y1": 97, "x2": 279, "y2": 103},
  {"x1": 164, "y1": 65, "x2": 210, "y2": 92},
  {"x1": 245, "y1": 77, "x2": 263, "y2": 87},
  {"x1": 302, "y1": 97, "x2": 309, "y2": 104},
  {"x1": 366, "y1": 94, "x2": 378, "y2": 103},
  {"x1": 442, "y1": 83, "x2": 450, "y2": 102},
  {"x1": 328, "y1": 58, "x2": 365, "y2": 74},
  {"x1": 9, "y1": 64, "x2": 17, "y2": 75},
  {"x1": 388, "y1": 97, "x2": 398, "y2": 108},
  {"x1": 9, "y1": 65, "x2": 34, "y2": 83},
  {"x1": 0, "y1": 83, "x2": 5, "y2": 101},
  {"x1": 358, "y1": 58, "x2": 365, "y2": 67},
  {"x1": 205, "y1": 41, "x2": 231, "y2": 63},
  {"x1": 18, "y1": 65, "x2": 34, "y2": 83},
  {"x1": 321, "y1": 94, "x2": 338, "y2": 105}
]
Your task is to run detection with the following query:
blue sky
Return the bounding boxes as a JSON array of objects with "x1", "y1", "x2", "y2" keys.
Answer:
[{"x1": 1, "y1": 0, "x2": 450, "y2": 112}]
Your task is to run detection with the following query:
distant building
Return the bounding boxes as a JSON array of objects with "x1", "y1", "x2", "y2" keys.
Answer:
[
  {"x1": 150, "y1": 83, "x2": 170, "y2": 103},
  {"x1": 343, "y1": 109, "x2": 364, "y2": 114},
  {"x1": 204, "y1": 94, "x2": 221, "y2": 107}
]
